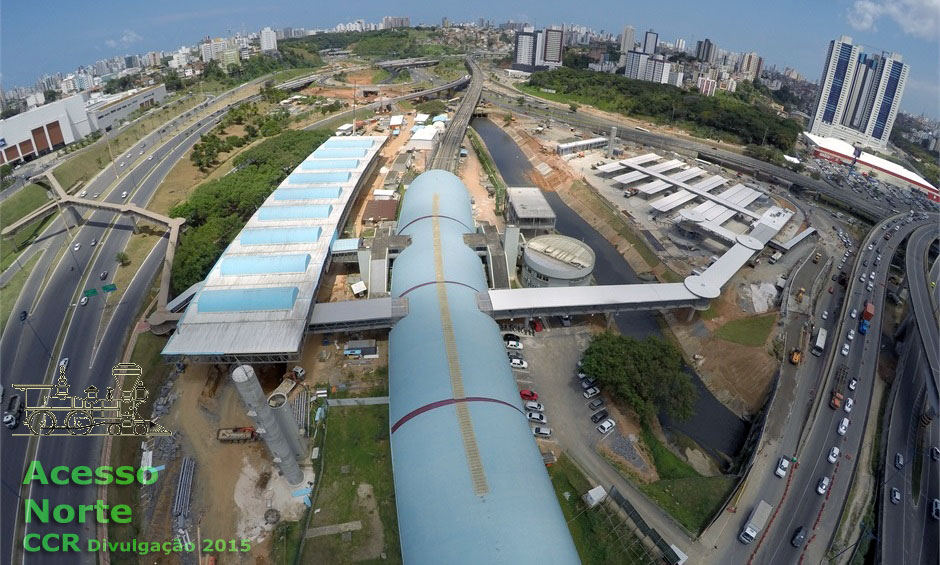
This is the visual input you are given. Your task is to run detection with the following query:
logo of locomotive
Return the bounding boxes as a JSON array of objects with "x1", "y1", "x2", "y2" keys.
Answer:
[{"x1": 10, "y1": 362, "x2": 170, "y2": 437}]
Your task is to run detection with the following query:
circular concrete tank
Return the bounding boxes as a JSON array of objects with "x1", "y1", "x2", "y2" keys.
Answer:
[{"x1": 521, "y1": 234, "x2": 596, "y2": 288}]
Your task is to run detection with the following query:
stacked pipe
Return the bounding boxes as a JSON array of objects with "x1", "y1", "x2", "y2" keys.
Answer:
[{"x1": 173, "y1": 457, "x2": 195, "y2": 517}]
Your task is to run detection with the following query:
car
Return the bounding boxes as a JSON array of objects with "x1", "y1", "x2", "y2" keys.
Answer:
[
  {"x1": 90, "y1": 238, "x2": 97, "y2": 246},
  {"x1": 895, "y1": 453, "x2": 904, "y2": 469},
  {"x1": 828, "y1": 446, "x2": 841, "y2": 463},
  {"x1": 828, "y1": 286, "x2": 834, "y2": 294},
  {"x1": 931, "y1": 446, "x2": 940, "y2": 462},
  {"x1": 526, "y1": 411, "x2": 546, "y2": 424},
  {"x1": 859, "y1": 274, "x2": 866, "y2": 283},
  {"x1": 19, "y1": 310, "x2": 27, "y2": 321},
  {"x1": 507, "y1": 350, "x2": 524, "y2": 360},
  {"x1": 882, "y1": 224, "x2": 888, "y2": 230},
  {"x1": 590, "y1": 409, "x2": 609, "y2": 424},
  {"x1": 588, "y1": 398, "x2": 605, "y2": 411},
  {"x1": 559, "y1": 315, "x2": 572, "y2": 327},
  {"x1": 120, "y1": 191, "x2": 128, "y2": 199},
  {"x1": 524, "y1": 401, "x2": 544, "y2": 413},
  {"x1": 79, "y1": 296, "x2": 88, "y2": 306},
  {"x1": 73, "y1": 242, "x2": 81, "y2": 252},
  {"x1": 867, "y1": 243, "x2": 874, "y2": 251},
  {"x1": 844, "y1": 398, "x2": 854, "y2": 413},
  {"x1": 817, "y1": 476, "x2": 831, "y2": 495},
  {"x1": 850, "y1": 308, "x2": 858, "y2": 319},
  {"x1": 139, "y1": 150, "x2": 144, "y2": 155},
  {"x1": 119, "y1": 162, "x2": 125, "y2": 167},
  {"x1": 838, "y1": 417, "x2": 849, "y2": 436},
  {"x1": 58, "y1": 357, "x2": 69, "y2": 371},
  {"x1": 99, "y1": 271, "x2": 109, "y2": 280},
  {"x1": 92, "y1": 193, "x2": 99, "y2": 199},
  {"x1": 831, "y1": 274, "x2": 837, "y2": 282},
  {"x1": 147, "y1": 155, "x2": 153, "y2": 161},
  {"x1": 583, "y1": 387, "x2": 600, "y2": 399},
  {"x1": 596, "y1": 419, "x2": 616, "y2": 434},
  {"x1": 822, "y1": 310, "x2": 829, "y2": 320},
  {"x1": 502, "y1": 333, "x2": 520, "y2": 342},
  {"x1": 847, "y1": 329, "x2": 855, "y2": 341},
  {"x1": 890, "y1": 488, "x2": 901, "y2": 504},
  {"x1": 869, "y1": 271, "x2": 876, "y2": 280},
  {"x1": 505, "y1": 340, "x2": 523, "y2": 350},
  {"x1": 509, "y1": 358, "x2": 528, "y2": 370},
  {"x1": 841, "y1": 343, "x2": 850, "y2": 356},
  {"x1": 791, "y1": 527, "x2": 807, "y2": 548},
  {"x1": 866, "y1": 282, "x2": 874, "y2": 292},
  {"x1": 520, "y1": 390, "x2": 538, "y2": 401},
  {"x1": 848, "y1": 378, "x2": 858, "y2": 391},
  {"x1": 80, "y1": 190, "x2": 87, "y2": 197},
  {"x1": 532, "y1": 426, "x2": 552, "y2": 438},
  {"x1": 775, "y1": 457, "x2": 790, "y2": 478},
  {"x1": 580, "y1": 378, "x2": 597, "y2": 390}
]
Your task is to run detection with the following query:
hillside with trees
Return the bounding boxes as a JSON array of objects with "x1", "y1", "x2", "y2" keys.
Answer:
[{"x1": 525, "y1": 67, "x2": 802, "y2": 151}]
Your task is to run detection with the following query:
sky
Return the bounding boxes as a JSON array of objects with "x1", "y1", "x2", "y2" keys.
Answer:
[{"x1": 2, "y1": 0, "x2": 938, "y2": 118}]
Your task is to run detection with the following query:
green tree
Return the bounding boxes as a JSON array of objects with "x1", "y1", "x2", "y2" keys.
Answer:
[
  {"x1": 0, "y1": 164, "x2": 12, "y2": 188},
  {"x1": 568, "y1": 103, "x2": 579, "y2": 113},
  {"x1": 43, "y1": 90, "x2": 60, "y2": 102},
  {"x1": 581, "y1": 332, "x2": 697, "y2": 423},
  {"x1": 115, "y1": 252, "x2": 130, "y2": 266}
]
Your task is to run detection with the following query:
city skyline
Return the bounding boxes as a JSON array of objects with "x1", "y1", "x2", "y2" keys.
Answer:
[{"x1": 1, "y1": 0, "x2": 937, "y2": 118}]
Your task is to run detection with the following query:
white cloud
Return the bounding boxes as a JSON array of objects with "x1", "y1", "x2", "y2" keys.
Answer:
[
  {"x1": 847, "y1": 0, "x2": 940, "y2": 40},
  {"x1": 105, "y1": 30, "x2": 143, "y2": 50}
]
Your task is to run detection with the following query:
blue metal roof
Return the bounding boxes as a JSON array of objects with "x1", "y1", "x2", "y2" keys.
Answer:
[
  {"x1": 288, "y1": 172, "x2": 351, "y2": 184},
  {"x1": 388, "y1": 170, "x2": 579, "y2": 564},
  {"x1": 311, "y1": 148, "x2": 368, "y2": 159},
  {"x1": 273, "y1": 187, "x2": 343, "y2": 201},
  {"x1": 323, "y1": 138, "x2": 375, "y2": 148},
  {"x1": 331, "y1": 238, "x2": 360, "y2": 252},
  {"x1": 300, "y1": 159, "x2": 360, "y2": 170},
  {"x1": 198, "y1": 287, "x2": 299, "y2": 312},
  {"x1": 258, "y1": 205, "x2": 333, "y2": 221},
  {"x1": 240, "y1": 227, "x2": 321, "y2": 245},
  {"x1": 220, "y1": 254, "x2": 311, "y2": 276}
]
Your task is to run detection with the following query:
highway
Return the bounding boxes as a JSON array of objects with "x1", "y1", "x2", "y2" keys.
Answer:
[
  {"x1": 753, "y1": 214, "x2": 931, "y2": 563},
  {"x1": 880, "y1": 224, "x2": 939, "y2": 565}
]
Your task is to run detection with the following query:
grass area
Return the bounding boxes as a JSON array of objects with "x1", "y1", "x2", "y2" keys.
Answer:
[
  {"x1": 372, "y1": 68, "x2": 391, "y2": 83},
  {"x1": 0, "y1": 184, "x2": 49, "y2": 225},
  {"x1": 549, "y1": 454, "x2": 656, "y2": 564},
  {"x1": 299, "y1": 404, "x2": 400, "y2": 564},
  {"x1": 107, "y1": 332, "x2": 173, "y2": 564},
  {"x1": 272, "y1": 520, "x2": 306, "y2": 563},
  {"x1": 272, "y1": 67, "x2": 321, "y2": 84},
  {"x1": 99, "y1": 229, "x2": 163, "y2": 324},
  {"x1": 714, "y1": 312, "x2": 778, "y2": 346},
  {"x1": 0, "y1": 253, "x2": 40, "y2": 334},
  {"x1": 54, "y1": 94, "x2": 204, "y2": 190},
  {"x1": 699, "y1": 305, "x2": 719, "y2": 320},
  {"x1": 396, "y1": 99, "x2": 414, "y2": 111},
  {"x1": 636, "y1": 430, "x2": 735, "y2": 534},
  {"x1": 467, "y1": 127, "x2": 506, "y2": 212},
  {"x1": 0, "y1": 214, "x2": 55, "y2": 272}
]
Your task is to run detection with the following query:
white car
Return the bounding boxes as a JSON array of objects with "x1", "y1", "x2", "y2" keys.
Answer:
[
  {"x1": 119, "y1": 162, "x2": 125, "y2": 167},
  {"x1": 120, "y1": 191, "x2": 128, "y2": 199},
  {"x1": 847, "y1": 329, "x2": 855, "y2": 341},
  {"x1": 532, "y1": 426, "x2": 552, "y2": 438},
  {"x1": 775, "y1": 457, "x2": 790, "y2": 478},
  {"x1": 848, "y1": 378, "x2": 858, "y2": 391},
  {"x1": 526, "y1": 411, "x2": 546, "y2": 424},
  {"x1": 509, "y1": 358, "x2": 528, "y2": 370},
  {"x1": 79, "y1": 296, "x2": 88, "y2": 306},
  {"x1": 582, "y1": 387, "x2": 600, "y2": 399},
  {"x1": 505, "y1": 340, "x2": 523, "y2": 350},
  {"x1": 147, "y1": 155, "x2": 153, "y2": 161},
  {"x1": 596, "y1": 419, "x2": 616, "y2": 434},
  {"x1": 817, "y1": 476, "x2": 831, "y2": 495},
  {"x1": 841, "y1": 343, "x2": 850, "y2": 356},
  {"x1": 866, "y1": 282, "x2": 874, "y2": 292},
  {"x1": 850, "y1": 308, "x2": 858, "y2": 319},
  {"x1": 828, "y1": 447, "x2": 841, "y2": 464},
  {"x1": 867, "y1": 243, "x2": 874, "y2": 251},
  {"x1": 844, "y1": 397, "x2": 854, "y2": 413},
  {"x1": 822, "y1": 311, "x2": 829, "y2": 320},
  {"x1": 80, "y1": 190, "x2": 87, "y2": 197},
  {"x1": 838, "y1": 417, "x2": 849, "y2": 436},
  {"x1": 859, "y1": 274, "x2": 866, "y2": 283},
  {"x1": 524, "y1": 401, "x2": 544, "y2": 413},
  {"x1": 72, "y1": 242, "x2": 81, "y2": 251}
]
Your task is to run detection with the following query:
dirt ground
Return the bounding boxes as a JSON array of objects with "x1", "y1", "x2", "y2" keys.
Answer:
[{"x1": 460, "y1": 141, "x2": 504, "y2": 228}]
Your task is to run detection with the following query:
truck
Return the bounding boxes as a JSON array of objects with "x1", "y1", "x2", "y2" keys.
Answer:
[
  {"x1": 285, "y1": 366, "x2": 306, "y2": 382},
  {"x1": 830, "y1": 364, "x2": 848, "y2": 409},
  {"x1": 768, "y1": 251, "x2": 783, "y2": 264},
  {"x1": 789, "y1": 348, "x2": 802, "y2": 365},
  {"x1": 858, "y1": 301, "x2": 875, "y2": 335},
  {"x1": 217, "y1": 427, "x2": 257, "y2": 443},
  {"x1": 739, "y1": 500, "x2": 773, "y2": 544}
]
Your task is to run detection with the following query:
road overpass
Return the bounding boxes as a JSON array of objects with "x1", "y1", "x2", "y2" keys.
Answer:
[
  {"x1": 375, "y1": 57, "x2": 440, "y2": 71},
  {"x1": 428, "y1": 58, "x2": 481, "y2": 171}
]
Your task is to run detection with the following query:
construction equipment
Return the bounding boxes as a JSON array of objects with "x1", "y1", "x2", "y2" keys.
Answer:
[
  {"x1": 217, "y1": 427, "x2": 258, "y2": 443},
  {"x1": 813, "y1": 252, "x2": 822, "y2": 264},
  {"x1": 789, "y1": 348, "x2": 802, "y2": 365},
  {"x1": 796, "y1": 287, "x2": 806, "y2": 302},
  {"x1": 285, "y1": 366, "x2": 306, "y2": 382}
]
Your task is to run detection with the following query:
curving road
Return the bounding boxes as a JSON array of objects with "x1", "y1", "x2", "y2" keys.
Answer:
[{"x1": 428, "y1": 58, "x2": 482, "y2": 172}]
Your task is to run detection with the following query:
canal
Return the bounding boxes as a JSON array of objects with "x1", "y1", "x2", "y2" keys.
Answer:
[{"x1": 471, "y1": 117, "x2": 747, "y2": 462}]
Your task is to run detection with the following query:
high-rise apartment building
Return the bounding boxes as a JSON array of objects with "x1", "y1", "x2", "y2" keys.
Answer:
[
  {"x1": 260, "y1": 27, "x2": 277, "y2": 51},
  {"x1": 695, "y1": 39, "x2": 716, "y2": 64},
  {"x1": 512, "y1": 27, "x2": 564, "y2": 72},
  {"x1": 643, "y1": 30, "x2": 658, "y2": 55},
  {"x1": 382, "y1": 16, "x2": 411, "y2": 29},
  {"x1": 541, "y1": 28, "x2": 564, "y2": 67},
  {"x1": 624, "y1": 50, "x2": 649, "y2": 80},
  {"x1": 809, "y1": 35, "x2": 908, "y2": 149},
  {"x1": 738, "y1": 52, "x2": 763, "y2": 80},
  {"x1": 620, "y1": 26, "x2": 636, "y2": 54},
  {"x1": 675, "y1": 38, "x2": 686, "y2": 52}
]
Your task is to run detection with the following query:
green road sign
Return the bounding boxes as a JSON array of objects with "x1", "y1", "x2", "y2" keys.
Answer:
[
  {"x1": 102, "y1": 284, "x2": 118, "y2": 293},
  {"x1": 83, "y1": 288, "x2": 98, "y2": 297}
]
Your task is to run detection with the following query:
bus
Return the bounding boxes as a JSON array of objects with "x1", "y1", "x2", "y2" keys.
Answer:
[{"x1": 811, "y1": 328, "x2": 828, "y2": 357}]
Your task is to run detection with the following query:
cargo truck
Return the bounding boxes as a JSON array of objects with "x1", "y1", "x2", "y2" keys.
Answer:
[
  {"x1": 830, "y1": 364, "x2": 848, "y2": 409},
  {"x1": 858, "y1": 301, "x2": 875, "y2": 335},
  {"x1": 739, "y1": 500, "x2": 773, "y2": 544}
]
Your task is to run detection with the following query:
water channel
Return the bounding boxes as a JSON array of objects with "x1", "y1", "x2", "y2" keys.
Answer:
[{"x1": 471, "y1": 117, "x2": 747, "y2": 462}]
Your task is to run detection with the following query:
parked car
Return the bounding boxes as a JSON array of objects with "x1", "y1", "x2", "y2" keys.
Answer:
[
  {"x1": 526, "y1": 412, "x2": 546, "y2": 425},
  {"x1": 895, "y1": 453, "x2": 904, "y2": 469},
  {"x1": 816, "y1": 476, "x2": 830, "y2": 495},
  {"x1": 509, "y1": 358, "x2": 528, "y2": 370},
  {"x1": 524, "y1": 401, "x2": 544, "y2": 413},
  {"x1": 507, "y1": 350, "x2": 523, "y2": 360},
  {"x1": 931, "y1": 498, "x2": 940, "y2": 520},
  {"x1": 890, "y1": 488, "x2": 901, "y2": 504},
  {"x1": 791, "y1": 527, "x2": 807, "y2": 548},
  {"x1": 519, "y1": 390, "x2": 538, "y2": 401},
  {"x1": 588, "y1": 398, "x2": 605, "y2": 411},
  {"x1": 596, "y1": 419, "x2": 616, "y2": 433},
  {"x1": 590, "y1": 410, "x2": 609, "y2": 424},
  {"x1": 838, "y1": 417, "x2": 849, "y2": 436},
  {"x1": 583, "y1": 387, "x2": 600, "y2": 399},
  {"x1": 775, "y1": 457, "x2": 790, "y2": 478},
  {"x1": 822, "y1": 310, "x2": 829, "y2": 320},
  {"x1": 580, "y1": 378, "x2": 597, "y2": 390},
  {"x1": 828, "y1": 447, "x2": 841, "y2": 464},
  {"x1": 505, "y1": 340, "x2": 523, "y2": 350},
  {"x1": 503, "y1": 333, "x2": 521, "y2": 343},
  {"x1": 532, "y1": 427, "x2": 552, "y2": 438},
  {"x1": 931, "y1": 446, "x2": 940, "y2": 462}
]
